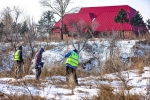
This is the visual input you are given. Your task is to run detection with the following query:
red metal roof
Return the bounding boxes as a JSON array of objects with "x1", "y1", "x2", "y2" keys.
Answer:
[
  {"x1": 54, "y1": 5, "x2": 147, "y2": 33},
  {"x1": 79, "y1": 5, "x2": 130, "y2": 17},
  {"x1": 93, "y1": 11, "x2": 132, "y2": 31},
  {"x1": 53, "y1": 13, "x2": 94, "y2": 33}
]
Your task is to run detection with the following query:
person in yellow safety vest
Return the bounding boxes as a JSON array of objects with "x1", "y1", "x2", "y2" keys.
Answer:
[
  {"x1": 14, "y1": 46, "x2": 24, "y2": 79},
  {"x1": 65, "y1": 49, "x2": 79, "y2": 85}
]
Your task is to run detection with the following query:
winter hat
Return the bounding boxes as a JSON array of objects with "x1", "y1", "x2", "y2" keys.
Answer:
[
  {"x1": 18, "y1": 46, "x2": 22, "y2": 50},
  {"x1": 73, "y1": 49, "x2": 77, "y2": 53},
  {"x1": 40, "y1": 48, "x2": 44, "y2": 53}
]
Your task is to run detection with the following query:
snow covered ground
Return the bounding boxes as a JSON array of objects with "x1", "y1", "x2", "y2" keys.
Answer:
[
  {"x1": 1, "y1": 67, "x2": 150, "y2": 99},
  {"x1": 39, "y1": 39, "x2": 138, "y2": 71},
  {"x1": 1, "y1": 39, "x2": 150, "y2": 99}
]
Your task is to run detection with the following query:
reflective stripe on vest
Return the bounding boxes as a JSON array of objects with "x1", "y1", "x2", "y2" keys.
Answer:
[
  {"x1": 66, "y1": 51, "x2": 79, "y2": 67},
  {"x1": 14, "y1": 50, "x2": 20, "y2": 61}
]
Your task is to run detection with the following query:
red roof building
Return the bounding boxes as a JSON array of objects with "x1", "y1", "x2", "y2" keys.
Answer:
[
  {"x1": 54, "y1": 13, "x2": 94, "y2": 33},
  {"x1": 53, "y1": 5, "x2": 147, "y2": 39}
]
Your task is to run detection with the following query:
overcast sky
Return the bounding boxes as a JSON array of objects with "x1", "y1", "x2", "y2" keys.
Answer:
[{"x1": 0, "y1": 0, "x2": 150, "y2": 23}]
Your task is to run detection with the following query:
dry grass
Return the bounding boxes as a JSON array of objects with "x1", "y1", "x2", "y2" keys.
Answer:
[
  {"x1": 0, "y1": 69, "x2": 16, "y2": 78},
  {"x1": 10, "y1": 79, "x2": 42, "y2": 87},
  {"x1": 40, "y1": 63, "x2": 90, "y2": 79},
  {"x1": 0, "y1": 46, "x2": 14, "y2": 78},
  {"x1": 40, "y1": 65, "x2": 66, "y2": 79},
  {"x1": 1, "y1": 46, "x2": 14, "y2": 54},
  {"x1": 49, "y1": 78, "x2": 66, "y2": 86},
  {"x1": 97, "y1": 84, "x2": 114, "y2": 99},
  {"x1": 91, "y1": 84, "x2": 142, "y2": 100},
  {"x1": 44, "y1": 45, "x2": 55, "y2": 50},
  {"x1": 1, "y1": 95, "x2": 45, "y2": 100},
  {"x1": 0, "y1": 71, "x2": 11, "y2": 77},
  {"x1": 130, "y1": 57, "x2": 146, "y2": 74},
  {"x1": 0, "y1": 65, "x2": 28, "y2": 78},
  {"x1": 101, "y1": 58, "x2": 122, "y2": 75},
  {"x1": 23, "y1": 56, "x2": 35, "y2": 75}
]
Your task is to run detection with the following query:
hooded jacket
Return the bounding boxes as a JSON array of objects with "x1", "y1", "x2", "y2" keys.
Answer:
[{"x1": 34, "y1": 48, "x2": 44, "y2": 66}]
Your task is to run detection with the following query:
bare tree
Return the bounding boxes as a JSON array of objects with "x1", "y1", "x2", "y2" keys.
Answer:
[
  {"x1": 67, "y1": 18, "x2": 100, "y2": 53},
  {"x1": 26, "y1": 17, "x2": 36, "y2": 58},
  {"x1": 67, "y1": 19, "x2": 89, "y2": 52},
  {"x1": 1, "y1": 6, "x2": 22, "y2": 51},
  {"x1": 22, "y1": 16, "x2": 37, "y2": 74},
  {"x1": 40, "y1": 0, "x2": 79, "y2": 40}
]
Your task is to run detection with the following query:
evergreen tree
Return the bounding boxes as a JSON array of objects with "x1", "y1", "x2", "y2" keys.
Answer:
[
  {"x1": 11, "y1": 22, "x2": 21, "y2": 34},
  {"x1": 130, "y1": 11, "x2": 145, "y2": 37},
  {"x1": 114, "y1": 8, "x2": 129, "y2": 39},
  {"x1": 146, "y1": 19, "x2": 150, "y2": 31},
  {"x1": 0, "y1": 22, "x2": 5, "y2": 40},
  {"x1": 37, "y1": 10, "x2": 56, "y2": 34},
  {"x1": 20, "y1": 21, "x2": 28, "y2": 36}
]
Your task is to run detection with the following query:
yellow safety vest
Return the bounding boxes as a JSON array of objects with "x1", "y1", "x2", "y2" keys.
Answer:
[
  {"x1": 14, "y1": 50, "x2": 20, "y2": 61},
  {"x1": 66, "y1": 51, "x2": 79, "y2": 67}
]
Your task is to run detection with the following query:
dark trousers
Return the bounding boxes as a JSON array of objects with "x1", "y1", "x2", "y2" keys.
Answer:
[
  {"x1": 35, "y1": 67, "x2": 41, "y2": 80},
  {"x1": 66, "y1": 66, "x2": 78, "y2": 84}
]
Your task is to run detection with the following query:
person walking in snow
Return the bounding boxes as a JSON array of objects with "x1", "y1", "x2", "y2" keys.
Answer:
[
  {"x1": 34, "y1": 48, "x2": 44, "y2": 80},
  {"x1": 65, "y1": 49, "x2": 79, "y2": 86},
  {"x1": 14, "y1": 46, "x2": 24, "y2": 79}
]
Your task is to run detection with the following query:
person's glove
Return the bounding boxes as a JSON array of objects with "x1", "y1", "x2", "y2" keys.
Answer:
[{"x1": 39, "y1": 62, "x2": 44, "y2": 68}]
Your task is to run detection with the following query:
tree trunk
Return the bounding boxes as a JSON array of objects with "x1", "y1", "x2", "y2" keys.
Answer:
[
  {"x1": 138, "y1": 26, "x2": 141, "y2": 38},
  {"x1": 121, "y1": 22, "x2": 124, "y2": 40},
  {"x1": 60, "y1": 16, "x2": 63, "y2": 40}
]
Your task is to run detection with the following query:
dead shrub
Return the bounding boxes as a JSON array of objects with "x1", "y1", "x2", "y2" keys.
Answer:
[
  {"x1": 145, "y1": 52, "x2": 150, "y2": 66},
  {"x1": 40, "y1": 67, "x2": 51, "y2": 79},
  {"x1": 130, "y1": 57, "x2": 146, "y2": 74},
  {"x1": 140, "y1": 34, "x2": 150, "y2": 44},
  {"x1": 102, "y1": 58, "x2": 122, "y2": 75},
  {"x1": 113, "y1": 93, "x2": 142, "y2": 100},
  {"x1": 93, "y1": 84, "x2": 142, "y2": 100},
  {"x1": 93, "y1": 84, "x2": 114, "y2": 100},
  {"x1": 22, "y1": 55, "x2": 36, "y2": 76}
]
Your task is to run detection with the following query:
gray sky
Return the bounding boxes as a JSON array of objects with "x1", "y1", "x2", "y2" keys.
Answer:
[{"x1": 0, "y1": 0, "x2": 150, "y2": 23}]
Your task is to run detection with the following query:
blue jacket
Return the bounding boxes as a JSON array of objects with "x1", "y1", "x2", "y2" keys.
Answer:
[
  {"x1": 65, "y1": 51, "x2": 72, "y2": 58},
  {"x1": 65, "y1": 49, "x2": 77, "y2": 58}
]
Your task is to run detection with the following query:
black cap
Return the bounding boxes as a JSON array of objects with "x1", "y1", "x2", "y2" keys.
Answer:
[
  {"x1": 18, "y1": 46, "x2": 22, "y2": 50},
  {"x1": 73, "y1": 49, "x2": 77, "y2": 53}
]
